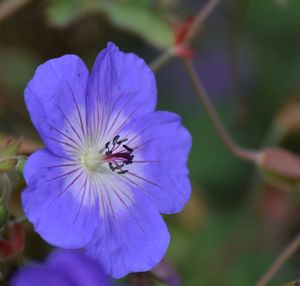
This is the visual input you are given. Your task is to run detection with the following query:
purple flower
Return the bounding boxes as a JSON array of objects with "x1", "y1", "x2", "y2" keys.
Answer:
[
  {"x1": 22, "y1": 43, "x2": 191, "y2": 278},
  {"x1": 11, "y1": 250, "x2": 110, "y2": 286}
]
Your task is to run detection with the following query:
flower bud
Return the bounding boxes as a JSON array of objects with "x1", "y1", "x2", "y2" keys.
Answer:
[
  {"x1": 257, "y1": 147, "x2": 300, "y2": 190},
  {"x1": 0, "y1": 138, "x2": 21, "y2": 174},
  {"x1": 16, "y1": 156, "x2": 27, "y2": 175}
]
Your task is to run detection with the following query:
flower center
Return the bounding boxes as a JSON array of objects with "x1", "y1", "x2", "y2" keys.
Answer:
[
  {"x1": 82, "y1": 149, "x2": 103, "y2": 172},
  {"x1": 81, "y1": 135, "x2": 134, "y2": 175},
  {"x1": 103, "y1": 135, "x2": 134, "y2": 175}
]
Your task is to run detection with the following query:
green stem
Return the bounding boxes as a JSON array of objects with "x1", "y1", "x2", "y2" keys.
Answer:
[{"x1": 149, "y1": 48, "x2": 175, "y2": 72}]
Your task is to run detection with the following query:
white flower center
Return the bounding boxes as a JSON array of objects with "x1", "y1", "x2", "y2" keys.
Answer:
[
  {"x1": 81, "y1": 148, "x2": 105, "y2": 172},
  {"x1": 80, "y1": 134, "x2": 135, "y2": 175}
]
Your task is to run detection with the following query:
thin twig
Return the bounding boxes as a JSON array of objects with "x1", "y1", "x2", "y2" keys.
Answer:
[
  {"x1": 255, "y1": 232, "x2": 300, "y2": 286},
  {"x1": 183, "y1": 58, "x2": 258, "y2": 162},
  {"x1": 149, "y1": 48, "x2": 175, "y2": 73},
  {"x1": 150, "y1": 0, "x2": 221, "y2": 72},
  {"x1": 185, "y1": 0, "x2": 221, "y2": 43}
]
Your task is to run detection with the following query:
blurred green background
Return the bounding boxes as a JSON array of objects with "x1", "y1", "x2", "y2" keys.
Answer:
[{"x1": 1, "y1": 0, "x2": 300, "y2": 285}]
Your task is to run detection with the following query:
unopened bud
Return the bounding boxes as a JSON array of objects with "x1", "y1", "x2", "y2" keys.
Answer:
[
  {"x1": 16, "y1": 156, "x2": 27, "y2": 175},
  {"x1": 0, "y1": 138, "x2": 21, "y2": 174},
  {"x1": 257, "y1": 147, "x2": 300, "y2": 190}
]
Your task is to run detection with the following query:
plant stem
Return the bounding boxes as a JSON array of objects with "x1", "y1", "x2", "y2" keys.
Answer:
[
  {"x1": 150, "y1": 0, "x2": 222, "y2": 72},
  {"x1": 185, "y1": 0, "x2": 221, "y2": 43},
  {"x1": 183, "y1": 59, "x2": 258, "y2": 162},
  {"x1": 255, "y1": 232, "x2": 300, "y2": 286},
  {"x1": 150, "y1": 48, "x2": 175, "y2": 72}
]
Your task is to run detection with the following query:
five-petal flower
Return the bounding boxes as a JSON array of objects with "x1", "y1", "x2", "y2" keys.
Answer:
[{"x1": 22, "y1": 43, "x2": 192, "y2": 278}]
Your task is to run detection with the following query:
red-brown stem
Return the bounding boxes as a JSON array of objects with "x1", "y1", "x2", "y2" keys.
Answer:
[
  {"x1": 183, "y1": 58, "x2": 258, "y2": 163},
  {"x1": 255, "y1": 232, "x2": 300, "y2": 286},
  {"x1": 150, "y1": 0, "x2": 221, "y2": 72},
  {"x1": 185, "y1": 0, "x2": 221, "y2": 43}
]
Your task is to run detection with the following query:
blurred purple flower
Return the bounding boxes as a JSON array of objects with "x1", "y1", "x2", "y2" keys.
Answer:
[
  {"x1": 152, "y1": 259, "x2": 181, "y2": 286},
  {"x1": 11, "y1": 250, "x2": 110, "y2": 286},
  {"x1": 22, "y1": 43, "x2": 191, "y2": 278}
]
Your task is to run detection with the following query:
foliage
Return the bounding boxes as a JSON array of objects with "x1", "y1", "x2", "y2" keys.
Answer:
[{"x1": 47, "y1": 0, "x2": 173, "y2": 49}]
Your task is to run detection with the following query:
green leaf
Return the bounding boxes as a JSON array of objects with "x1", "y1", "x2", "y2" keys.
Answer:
[
  {"x1": 47, "y1": 0, "x2": 173, "y2": 49},
  {"x1": 47, "y1": 0, "x2": 86, "y2": 26},
  {"x1": 99, "y1": 1, "x2": 173, "y2": 49}
]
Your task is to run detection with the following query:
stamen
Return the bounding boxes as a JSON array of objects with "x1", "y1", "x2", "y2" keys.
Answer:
[{"x1": 104, "y1": 135, "x2": 134, "y2": 174}]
